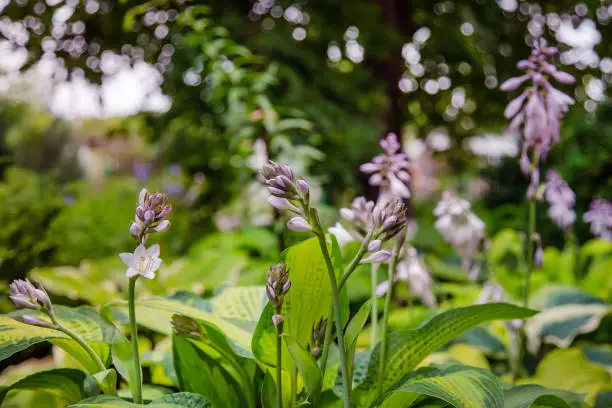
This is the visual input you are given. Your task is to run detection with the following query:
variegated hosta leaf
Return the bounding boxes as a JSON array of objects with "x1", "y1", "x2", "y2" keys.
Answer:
[
  {"x1": 503, "y1": 384, "x2": 585, "y2": 408},
  {"x1": 379, "y1": 365, "x2": 503, "y2": 408},
  {"x1": 518, "y1": 348, "x2": 611, "y2": 404},
  {"x1": 524, "y1": 303, "x2": 611, "y2": 354},
  {"x1": 68, "y1": 392, "x2": 212, "y2": 407},
  {"x1": 582, "y1": 344, "x2": 612, "y2": 375},
  {"x1": 352, "y1": 303, "x2": 536, "y2": 407},
  {"x1": 0, "y1": 368, "x2": 88, "y2": 406},
  {"x1": 104, "y1": 286, "x2": 267, "y2": 358},
  {"x1": 529, "y1": 285, "x2": 606, "y2": 310},
  {"x1": 0, "y1": 306, "x2": 120, "y2": 365}
]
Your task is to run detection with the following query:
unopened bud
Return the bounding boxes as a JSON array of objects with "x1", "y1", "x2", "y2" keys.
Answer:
[
  {"x1": 312, "y1": 346, "x2": 321, "y2": 359},
  {"x1": 368, "y1": 239, "x2": 382, "y2": 252},
  {"x1": 360, "y1": 250, "x2": 392, "y2": 264},
  {"x1": 287, "y1": 217, "x2": 312, "y2": 232},
  {"x1": 21, "y1": 315, "x2": 53, "y2": 328},
  {"x1": 267, "y1": 197, "x2": 303, "y2": 214},
  {"x1": 153, "y1": 220, "x2": 170, "y2": 232},
  {"x1": 33, "y1": 288, "x2": 52, "y2": 311},
  {"x1": 534, "y1": 246, "x2": 544, "y2": 269},
  {"x1": 296, "y1": 179, "x2": 310, "y2": 197},
  {"x1": 272, "y1": 314, "x2": 284, "y2": 331},
  {"x1": 129, "y1": 222, "x2": 142, "y2": 237}
]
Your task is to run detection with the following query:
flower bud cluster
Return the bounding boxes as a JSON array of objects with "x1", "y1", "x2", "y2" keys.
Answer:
[
  {"x1": 9, "y1": 279, "x2": 52, "y2": 311},
  {"x1": 260, "y1": 161, "x2": 311, "y2": 233},
  {"x1": 266, "y1": 263, "x2": 291, "y2": 331},
  {"x1": 130, "y1": 189, "x2": 172, "y2": 244}
]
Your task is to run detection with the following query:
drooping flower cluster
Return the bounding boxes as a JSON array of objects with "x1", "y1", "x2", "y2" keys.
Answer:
[
  {"x1": 360, "y1": 133, "x2": 411, "y2": 204},
  {"x1": 376, "y1": 246, "x2": 436, "y2": 308},
  {"x1": 9, "y1": 279, "x2": 54, "y2": 328},
  {"x1": 266, "y1": 263, "x2": 291, "y2": 329},
  {"x1": 501, "y1": 38, "x2": 575, "y2": 162},
  {"x1": 434, "y1": 191, "x2": 485, "y2": 269},
  {"x1": 584, "y1": 199, "x2": 612, "y2": 241},
  {"x1": 130, "y1": 189, "x2": 172, "y2": 243},
  {"x1": 544, "y1": 170, "x2": 576, "y2": 230}
]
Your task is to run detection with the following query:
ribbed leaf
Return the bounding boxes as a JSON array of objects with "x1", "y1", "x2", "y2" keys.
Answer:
[
  {"x1": 0, "y1": 306, "x2": 118, "y2": 363},
  {"x1": 353, "y1": 303, "x2": 537, "y2": 406},
  {"x1": 504, "y1": 384, "x2": 584, "y2": 408},
  {"x1": 172, "y1": 335, "x2": 252, "y2": 408},
  {"x1": 284, "y1": 335, "x2": 322, "y2": 398},
  {"x1": 0, "y1": 368, "x2": 88, "y2": 406},
  {"x1": 380, "y1": 365, "x2": 503, "y2": 408},
  {"x1": 104, "y1": 287, "x2": 267, "y2": 358},
  {"x1": 68, "y1": 392, "x2": 211, "y2": 407}
]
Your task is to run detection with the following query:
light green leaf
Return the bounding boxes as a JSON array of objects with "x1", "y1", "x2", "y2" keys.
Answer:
[
  {"x1": 68, "y1": 392, "x2": 211, "y2": 407},
  {"x1": 0, "y1": 369, "x2": 88, "y2": 406},
  {"x1": 504, "y1": 384, "x2": 585, "y2": 408},
  {"x1": 151, "y1": 392, "x2": 213, "y2": 408},
  {"x1": 380, "y1": 365, "x2": 503, "y2": 408},
  {"x1": 172, "y1": 335, "x2": 251, "y2": 408},
  {"x1": 111, "y1": 332, "x2": 140, "y2": 401},
  {"x1": 353, "y1": 303, "x2": 537, "y2": 406},
  {"x1": 283, "y1": 237, "x2": 333, "y2": 348},
  {"x1": 283, "y1": 335, "x2": 322, "y2": 398}
]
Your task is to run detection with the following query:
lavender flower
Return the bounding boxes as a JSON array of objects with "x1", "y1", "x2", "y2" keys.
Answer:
[
  {"x1": 260, "y1": 161, "x2": 310, "y2": 204},
  {"x1": 340, "y1": 196, "x2": 376, "y2": 232},
  {"x1": 266, "y1": 263, "x2": 291, "y2": 311},
  {"x1": 9, "y1": 279, "x2": 52, "y2": 311},
  {"x1": 376, "y1": 247, "x2": 436, "y2": 308},
  {"x1": 545, "y1": 170, "x2": 576, "y2": 229},
  {"x1": 360, "y1": 133, "x2": 411, "y2": 204},
  {"x1": 584, "y1": 199, "x2": 612, "y2": 241},
  {"x1": 130, "y1": 189, "x2": 172, "y2": 243},
  {"x1": 501, "y1": 38, "x2": 575, "y2": 162},
  {"x1": 434, "y1": 191, "x2": 485, "y2": 269}
]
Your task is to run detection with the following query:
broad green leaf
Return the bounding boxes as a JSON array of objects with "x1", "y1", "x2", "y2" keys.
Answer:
[
  {"x1": 380, "y1": 365, "x2": 503, "y2": 408},
  {"x1": 353, "y1": 303, "x2": 537, "y2": 406},
  {"x1": 283, "y1": 237, "x2": 333, "y2": 348},
  {"x1": 524, "y1": 304, "x2": 611, "y2": 353},
  {"x1": 518, "y1": 348, "x2": 611, "y2": 404},
  {"x1": 422, "y1": 344, "x2": 490, "y2": 370},
  {"x1": 111, "y1": 332, "x2": 140, "y2": 401},
  {"x1": 529, "y1": 285, "x2": 605, "y2": 309},
  {"x1": 504, "y1": 384, "x2": 585, "y2": 408},
  {"x1": 457, "y1": 327, "x2": 507, "y2": 358},
  {"x1": 283, "y1": 335, "x2": 322, "y2": 398},
  {"x1": 582, "y1": 344, "x2": 612, "y2": 374},
  {"x1": 104, "y1": 287, "x2": 267, "y2": 357},
  {"x1": 68, "y1": 392, "x2": 211, "y2": 407},
  {"x1": 172, "y1": 335, "x2": 252, "y2": 408},
  {"x1": 251, "y1": 302, "x2": 280, "y2": 366},
  {"x1": 0, "y1": 369, "x2": 88, "y2": 406},
  {"x1": 343, "y1": 299, "x2": 372, "y2": 390}
]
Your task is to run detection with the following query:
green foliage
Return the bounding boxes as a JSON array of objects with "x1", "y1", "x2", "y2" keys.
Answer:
[
  {"x1": 68, "y1": 392, "x2": 211, "y2": 407},
  {"x1": 503, "y1": 384, "x2": 585, "y2": 408},
  {"x1": 0, "y1": 369, "x2": 89, "y2": 406}
]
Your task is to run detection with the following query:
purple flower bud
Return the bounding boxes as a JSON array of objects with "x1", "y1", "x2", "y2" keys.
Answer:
[
  {"x1": 267, "y1": 186, "x2": 290, "y2": 198},
  {"x1": 340, "y1": 208, "x2": 354, "y2": 221},
  {"x1": 500, "y1": 74, "x2": 529, "y2": 91},
  {"x1": 296, "y1": 179, "x2": 310, "y2": 198},
  {"x1": 287, "y1": 217, "x2": 312, "y2": 232},
  {"x1": 135, "y1": 206, "x2": 145, "y2": 219},
  {"x1": 139, "y1": 188, "x2": 148, "y2": 206},
  {"x1": 552, "y1": 70, "x2": 575, "y2": 84},
  {"x1": 21, "y1": 315, "x2": 53, "y2": 328},
  {"x1": 504, "y1": 91, "x2": 528, "y2": 119},
  {"x1": 153, "y1": 220, "x2": 171, "y2": 232},
  {"x1": 534, "y1": 245, "x2": 544, "y2": 269},
  {"x1": 517, "y1": 59, "x2": 536, "y2": 70},
  {"x1": 130, "y1": 222, "x2": 142, "y2": 237},
  {"x1": 33, "y1": 288, "x2": 52, "y2": 311},
  {"x1": 267, "y1": 196, "x2": 303, "y2": 214},
  {"x1": 368, "y1": 239, "x2": 382, "y2": 252},
  {"x1": 360, "y1": 163, "x2": 381, "y2": 173},
  {"x1": 360, "y1": 250, "x2": 392, "y2": 264},
  {"x1": 144, "y1": 210, "x2": 155, "y2": 223},
  {"x1": 9, "y1": 295, "x2": 39, "y2": 310},
  {"x1": 282, "y1": 280, "x2": 291, "y2": 294},
  {"x1": 272, "y1": 314, "x2": 284, "y2": 330}
]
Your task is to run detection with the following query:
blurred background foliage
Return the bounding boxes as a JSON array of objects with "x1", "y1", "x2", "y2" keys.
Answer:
[{"x1": 0, "y1": 0, "x2": 610, "y2": 291}]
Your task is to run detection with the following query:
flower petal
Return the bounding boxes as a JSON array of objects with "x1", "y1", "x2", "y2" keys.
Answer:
[{"x1": 119, "y1": 253, "x2": 135, "y2": 268}]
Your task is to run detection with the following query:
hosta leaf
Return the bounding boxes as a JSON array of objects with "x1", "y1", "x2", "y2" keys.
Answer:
[
  {"x1": 529, "y1": 285, "x2": 605, "y2": 309},
  {"x1": 524, "y1": 304, "x2": 611, "y2": 353},
  {"x1": 0, "y1": 368, "x2": 88, "y2": 406},
  {"x1": 422, "y1": 344, "x2": 490, "y2": 370},
  {"x1": 283, "y1": 335, "x2": 322, "y2": 398},
  {"x1": 582, "y1": 344, "x2": 612, "y2": 374},
  {"x1": 0, "y1": 306, "x2": 119, "y2": 369},
  {"x1": 68, "y1": 392, "x2": 211, "y2": 407},
  {"x1": 172, "y1": 335, "x2": 252, "y2": 408},
  {"x1": 111, "y1": 332, "x2": 140, "y2": 401},
  {"x1": 518, "y1": 348, "x2": 611, "y2": 404},
  {"x1": 503, "y1": 384, "x2": 585, "y2": 408},
  {"x1": 283, "y1": 237, "x2": 333, "y2": 348},
  {"x1": 104, "y1": 287, "x2": 267, "y2": 358},
  {"x1": 380, "y1": 365, "x2": 503, "y2": 408},
  {"x1": 353, "y1": 303, "x2": 536, "y2": 406}
]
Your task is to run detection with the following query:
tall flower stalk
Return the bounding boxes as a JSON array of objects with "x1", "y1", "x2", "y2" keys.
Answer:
[
  {"x1": 261, "y1": 161, "x2": 406, "y2": 408},
  {"x1": 500, "y1": 38, "x2": 575, "y2": 306},
  {"x1": 120, "y1": 189, "x2": 171, "y2": 403}
]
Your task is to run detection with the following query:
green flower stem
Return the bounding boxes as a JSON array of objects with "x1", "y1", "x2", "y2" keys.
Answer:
[
  {"x1": 338, "y1": 231, "x2": 373, "y2": 289},
  {"x1": 50, "y1": 314, "x2": 109, "y2": 378},
  {"x1": 128, "y1": 276, "x2": 143, "y2": 404},
  {"x1": 370, "y1": 263, "x2": 379, "y2": 349},
  {"x1": 377, "y1": 238, "x2": 402, "y2": 397},
  {"x1": 311, "y1": 211, "x2": 351, "y2": 408},
  {"x1": 276, "y1": 327, "x2": 283, "y2": 408},
  {"x1": 524, "y1": 199, "x2": 536, "y2": 308}
]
